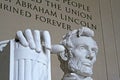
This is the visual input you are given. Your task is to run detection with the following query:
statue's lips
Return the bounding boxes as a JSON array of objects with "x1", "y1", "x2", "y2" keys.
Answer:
[{"x1": 82, "y1": 62, "x2": 93, "y2": 67}]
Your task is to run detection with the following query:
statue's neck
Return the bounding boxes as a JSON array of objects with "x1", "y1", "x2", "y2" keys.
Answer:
[{"x1": 63, "y1": 73, "x2": 93, "y2": 80}]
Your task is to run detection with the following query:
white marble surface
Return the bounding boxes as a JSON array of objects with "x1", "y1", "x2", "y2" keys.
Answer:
[{"x1": 0, "y1": 27, "x2": 98, "y2": 80}]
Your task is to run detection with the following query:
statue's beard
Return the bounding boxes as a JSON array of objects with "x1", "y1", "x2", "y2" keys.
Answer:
[{"x1": 68, "y1": 58, "x2": 93, "y2": 77}]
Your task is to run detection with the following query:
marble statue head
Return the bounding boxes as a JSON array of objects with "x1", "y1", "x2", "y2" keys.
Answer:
[{"x1": 58, "y1": 27, "x2": 98, "y2": 79}]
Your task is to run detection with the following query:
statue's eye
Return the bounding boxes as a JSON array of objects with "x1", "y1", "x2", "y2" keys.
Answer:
[
  {"x1": 80, "y1": 46, "x2": 85, "y2": 50},
  {"x1": 91, "y1": 48, "x2": 98, "y2": 54},
  {"x1": 78, "y1": 45, "x2": 87, "y2": 50}
]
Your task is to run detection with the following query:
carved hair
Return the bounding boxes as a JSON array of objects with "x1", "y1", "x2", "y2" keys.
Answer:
[
  {"x1": 61, "y1": 27, "x2": 94, "y2": 49},
  {"x1": 58, "y1": 27, "x2": 95, "y2": 73}
]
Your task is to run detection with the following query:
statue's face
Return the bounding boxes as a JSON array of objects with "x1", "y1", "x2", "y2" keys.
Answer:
[{"x1": 68, "y1": 36, "x2": 98, "y2": 77}]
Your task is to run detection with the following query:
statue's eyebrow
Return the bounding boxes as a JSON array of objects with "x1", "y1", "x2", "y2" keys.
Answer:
[
  {"x1": 77, "y1": 44, "x2": 88, "y2": 49},
  {"x1": 77, "y1": 44, "x2": 98, "y2": 53}
]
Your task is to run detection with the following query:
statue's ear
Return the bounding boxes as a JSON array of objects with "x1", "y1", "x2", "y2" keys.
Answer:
[
  {"x1": 51, "y1": 44, "x2": 68, "y2": 61},
  {"x1": 59, "y1": 52, "x2": 68, "y2": 61}
]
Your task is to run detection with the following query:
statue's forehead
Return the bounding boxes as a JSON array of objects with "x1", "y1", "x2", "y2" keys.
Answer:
[{"x1": 71, "y1": 36, "x2": 97, "y2": 48}]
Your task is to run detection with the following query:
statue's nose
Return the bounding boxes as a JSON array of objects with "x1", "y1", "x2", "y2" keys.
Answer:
[
  {"x1": 86, "y1": 50, "x2": 94, "y2": 60},
  {"x1": 86, "y1": 54, "x2": 93, "y2": 60}
]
